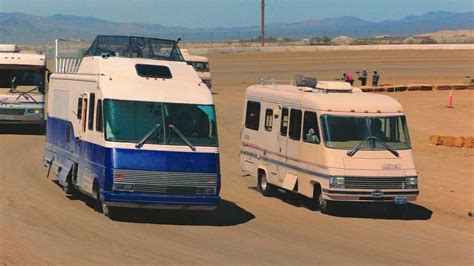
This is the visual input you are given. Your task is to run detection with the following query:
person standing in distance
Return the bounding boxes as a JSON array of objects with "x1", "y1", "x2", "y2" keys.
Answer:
[
  {"x1": 372, "y1": 70, "x2": 380, "y2": 87},
  {"x1": 359, "y1": 68, "x2": 368, "y2": 86}
]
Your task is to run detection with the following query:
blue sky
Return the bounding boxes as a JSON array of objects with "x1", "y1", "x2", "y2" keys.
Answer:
[{"x1": 1, "y1": 0, "x2": 472, "y2": 28}]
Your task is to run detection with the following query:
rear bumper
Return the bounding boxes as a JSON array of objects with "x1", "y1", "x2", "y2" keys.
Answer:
[
  {"x1": 322, "y1": 188, "x2": 419, "y2": 202},
  {"x1": 102, "y1": 190, "x2": 220, "y2": 211}
]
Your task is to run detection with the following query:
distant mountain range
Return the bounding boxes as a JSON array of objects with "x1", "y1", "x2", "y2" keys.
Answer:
[{"x1": 0, "y1": 11, "x2": 473, "y2": 44}]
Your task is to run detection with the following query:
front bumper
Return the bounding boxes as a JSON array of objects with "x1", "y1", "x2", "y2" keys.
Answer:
[
  {"x1": 102, "y1": 190, "x2": 220, "y2": 211},
  {"x1": 322, "y1": 188, "x2": 419, "y2": 202}
]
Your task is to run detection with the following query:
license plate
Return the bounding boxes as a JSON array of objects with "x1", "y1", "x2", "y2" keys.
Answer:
[{"x1": 395, "y1": 197, "x2": 407, "y2": 205}]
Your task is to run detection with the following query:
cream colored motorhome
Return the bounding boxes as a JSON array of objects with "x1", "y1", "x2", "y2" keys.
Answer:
[
  {"x1": 182, "y1": 49, "x2": 212, "y2": 89},
  {"x1": 0, "y1": 44, "x2": 47, "y2": 129},
  {"x1": 240, "y1": 77, "x2": 418, "y2": 216}
]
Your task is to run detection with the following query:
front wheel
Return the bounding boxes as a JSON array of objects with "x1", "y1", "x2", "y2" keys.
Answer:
[
  {"x1": 258, "y1": 172, "x2": 274, "y2": 197},
  {"x1": 312, "y1": 186, "x2": 334, "y2": 214}
]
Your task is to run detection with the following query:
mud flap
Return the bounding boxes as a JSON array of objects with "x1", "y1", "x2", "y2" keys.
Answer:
[
  {"x1": 282, "y1": 173, "x2": 298, "y2": 191},
  {"x1": 57, "y1": 159, "x2": 74, "y2": 187}
]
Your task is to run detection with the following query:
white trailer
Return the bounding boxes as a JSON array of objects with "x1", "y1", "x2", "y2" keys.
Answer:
[
  {"x1": 0, "y1": 44, "x2": 47, "y2": 129},
  {"x1": 241, "y1": 77, "x2": 418, "y2": 216}
]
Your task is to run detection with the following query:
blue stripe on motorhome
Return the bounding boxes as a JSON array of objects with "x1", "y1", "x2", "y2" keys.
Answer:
[{"x1": 45, "y1": 117, "x2": 220, "y2": 192}]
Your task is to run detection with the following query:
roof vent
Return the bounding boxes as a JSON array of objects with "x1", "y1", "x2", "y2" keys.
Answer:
[
  {"x1": 316, "y1": 81, "x2": 353, "y2": 93},
  {"x1": 0, "y1": 44, "x2": 20, "y2": 53},
  {"x1": 295, "y1": 75, "x2": 317, "y2": 89}
]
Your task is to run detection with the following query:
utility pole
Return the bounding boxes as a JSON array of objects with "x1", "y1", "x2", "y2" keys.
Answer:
[{"x1": 261, "y1": 0, "x2": 265, "y2": 47}]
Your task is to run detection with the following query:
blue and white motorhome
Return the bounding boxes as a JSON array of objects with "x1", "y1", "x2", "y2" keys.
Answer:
[{"x1": 44, "y1": 36, "x2": 220, "y2": 218}]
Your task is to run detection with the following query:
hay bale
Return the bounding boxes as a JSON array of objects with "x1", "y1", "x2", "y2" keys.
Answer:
[
  {"x1": 361, "y1": 88, "x2": 373, "y2": 92},
  {"x1": 420, "y1": 85, "x2": 433, "y2": 91},
  {"x1": 452, "y1": 85, "x2": 467, "y2": 90},
  {"x1": 436, "y1": 85, "x2": 451, "y2": 91},
  {"x1": 408, "y1": 86, "x2": 420, "y2": 91},
  {"x1": 453, "y1": 136, "x2": 465, "y2": 148},
  {"x1": 441, "y1": 136, "x2": 455, "y2": 147},
  {"x1": 429, "y1": 135, "x2": 441, "y2": 145},
  {"x1": 395, "y1": 86, "x2": 408, "y2": 92},
  {"x1": 373, "y1": 88, "x2": 385, "y2": 92},
  {"x1": 464, "y1": 137, "x2": 474, "y2": 148},
  {"x1": 467, "y1": 85, "x2": 474, "y2": 90}
]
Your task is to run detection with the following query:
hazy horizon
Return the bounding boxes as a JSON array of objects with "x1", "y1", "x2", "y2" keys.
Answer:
[{"x1": 0, "y1": 0, "x2": 472, "y2": 28}]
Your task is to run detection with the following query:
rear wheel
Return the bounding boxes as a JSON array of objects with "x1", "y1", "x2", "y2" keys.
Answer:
[{"x1": 258, "y1": 171, "x2": 274, "y2": 197}]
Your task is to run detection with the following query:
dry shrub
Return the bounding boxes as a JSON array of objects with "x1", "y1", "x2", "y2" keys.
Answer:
[
  {"x1": 429, "y1": 135, "x2": 441, "y2": 145},
  {"x1": 453, "y1": 136, "x2": 465, "y2": 148}
]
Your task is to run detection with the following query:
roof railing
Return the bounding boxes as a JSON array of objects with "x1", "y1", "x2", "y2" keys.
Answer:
[
  {"x1": 55, "y1": 38, "x2": 83, "y2": 74},
  {"x1": 257, "y1": 78, "x2": 295, "y2": 87}
]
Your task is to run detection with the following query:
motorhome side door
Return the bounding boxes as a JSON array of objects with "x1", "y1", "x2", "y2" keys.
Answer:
[
  {"x1": 277, "y1": 107, "x2": 289, "y2": 182},
  {"x1": 77, "y1": 93, "x2": 94, "y2": 195}
]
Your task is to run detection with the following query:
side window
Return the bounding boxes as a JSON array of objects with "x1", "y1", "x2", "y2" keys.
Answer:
[
  {"x1": 96, "y1": 99, "x2": 103, "y2": 132},
  {"x1": 77, "y1": 98, "x2": 83, "y2": 119},
  {"x1": 289, "y1": 109, "x2": 302, "y2": 140},
  {"x1": 88, "y1": 93, "x2": 95, "y2": 131},
  {"x1": 303, "y1": 111, "x2": 321, "y2": 144},
  {"x1": 82, "y1": 98, "x2": 88, "y2": 132},
  {"x1": 264, "y1": 108, "x2": 273, "y2": 131},
  {"x1": 245, "y1": 101, "x2": 261, "y2": 131},
  {"x1": 66, "y1": 125, "x2": 71, "y2": 143},
  {"x1": 280, "y1": 108, "x2": 289, "y2": 136}
]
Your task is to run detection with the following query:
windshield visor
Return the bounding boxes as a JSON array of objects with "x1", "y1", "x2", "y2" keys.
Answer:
[
  {"x1": 321, "y1": 115, "x2": 411, "y2": 150},
  {"x1": 104, "y1": 99, "x2": 218, "y2": 147}
]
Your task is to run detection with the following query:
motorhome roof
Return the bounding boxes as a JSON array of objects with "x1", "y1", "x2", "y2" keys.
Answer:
[
  {"x1": 52, "y1": 56, "x2": 212, "y2": 105},
  {"x1": 0, "y1": 44, "x2": 20, "y2": 53},
  {"x1": 183, "y1": 53, "x2": 209, "y2": 63},
  {"x1": 0, "y1": 51, "x2": 46, "y2": 67},
  {"x1": 246, "y1": 84, "x2": 404, "y2": 114}
]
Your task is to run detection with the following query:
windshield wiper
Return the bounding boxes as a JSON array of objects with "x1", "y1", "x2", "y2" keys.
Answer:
[
  {"x1": 347, "y1": 136, "x2": 399, "y2": 157},
  {"x1": 135, "y1": 123, "x2": 161, "y2": 149},
  {"x1": 169, "y1": 124, "x2": 196, "y2": 152},
  {"x1": 347, "y1": 136, "x2": 372, "y2": 157},
  {"x1": 372, "y1": 136, "x2": 399, "y2": 157}
]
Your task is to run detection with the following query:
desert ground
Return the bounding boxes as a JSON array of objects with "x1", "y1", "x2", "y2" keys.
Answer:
[{"x1": 1, "y1": 50, "x2": 473, "y2": 264}]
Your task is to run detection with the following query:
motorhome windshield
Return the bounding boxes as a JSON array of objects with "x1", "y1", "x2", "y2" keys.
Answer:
[
  {"x1": 86, "y1": 35, "x2": 184, "y2": 61},
  {"x1": 321, "y1": 115, "x2": 411, "y2": 150},
  {"x1": 187, "y1": 61, "x2": 209, "y2": 72},
  {"x1": 104, "y1": 99, "x2": 218, "y2": 147},
  {"x1": 0, "y1": 68, "x2": 45, "y2": 89}
]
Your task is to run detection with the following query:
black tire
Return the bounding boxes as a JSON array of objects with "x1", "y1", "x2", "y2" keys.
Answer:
[
  {"x1": 258, "y1": 171, "x2": 274, "y2": 197},
  {"x1": 312, "y1": 186, "x2": 334, "y2": 214},
  {"x1": 387, "y1": 204, "x2": 407, "y2": 219},
  {"x1": 63, "y1": 173, "x2": 78, "y2": 196}
]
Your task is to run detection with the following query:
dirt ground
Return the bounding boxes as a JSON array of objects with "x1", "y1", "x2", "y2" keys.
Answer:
[{"x1": 1, "y1": 50, "x2": 473, "y2": 264}]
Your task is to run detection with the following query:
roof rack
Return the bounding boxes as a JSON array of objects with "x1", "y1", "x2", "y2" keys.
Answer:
[{"x1": 55, "y1": 38, "x2": 83, "y2": 74}]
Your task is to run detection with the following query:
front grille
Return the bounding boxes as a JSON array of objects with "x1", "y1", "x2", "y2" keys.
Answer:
[
  {"x1": 0, "y1": 109, "x2": 25, "y2": 115},
  {"x1": 345, "y1": 176, "x2": 406, "y2": 189},
  {"x1": 113, "y1": 169, "x2": 218, "y2": 195}
]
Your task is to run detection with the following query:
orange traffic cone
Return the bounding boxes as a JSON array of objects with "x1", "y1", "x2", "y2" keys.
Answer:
[{"x1": 447, "y1": 91, "x2": 454, "y2": 108}]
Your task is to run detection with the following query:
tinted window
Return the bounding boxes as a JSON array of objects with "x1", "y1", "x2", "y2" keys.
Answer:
[
  {"x1": 245, "y1": 101, "x2": 260, "y2": 131},
  {"x1": 88, "y1": 93, "x2": 95, "y2": 131},
  {"x1": 289, "y1": 109, "x2": 302, "y2": 140},
  {"x1": 77, "y1": 98, "x2": 83, "y2": 119},
  {"x1": 96, "y1": 100, "x2": 103, "y2": 132},
  {"x1": 303, "y1": 111, "x2": 320, "y2": 144},
  {"x1": 264, "y1": 109, "x2": 273, "y2": 131},
  {"x1": 280, "y1": 108, "x2": 289, "y2": 136},
  {"x1": 135, "y1": 64, "x2": 172, "y2": 79}
]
